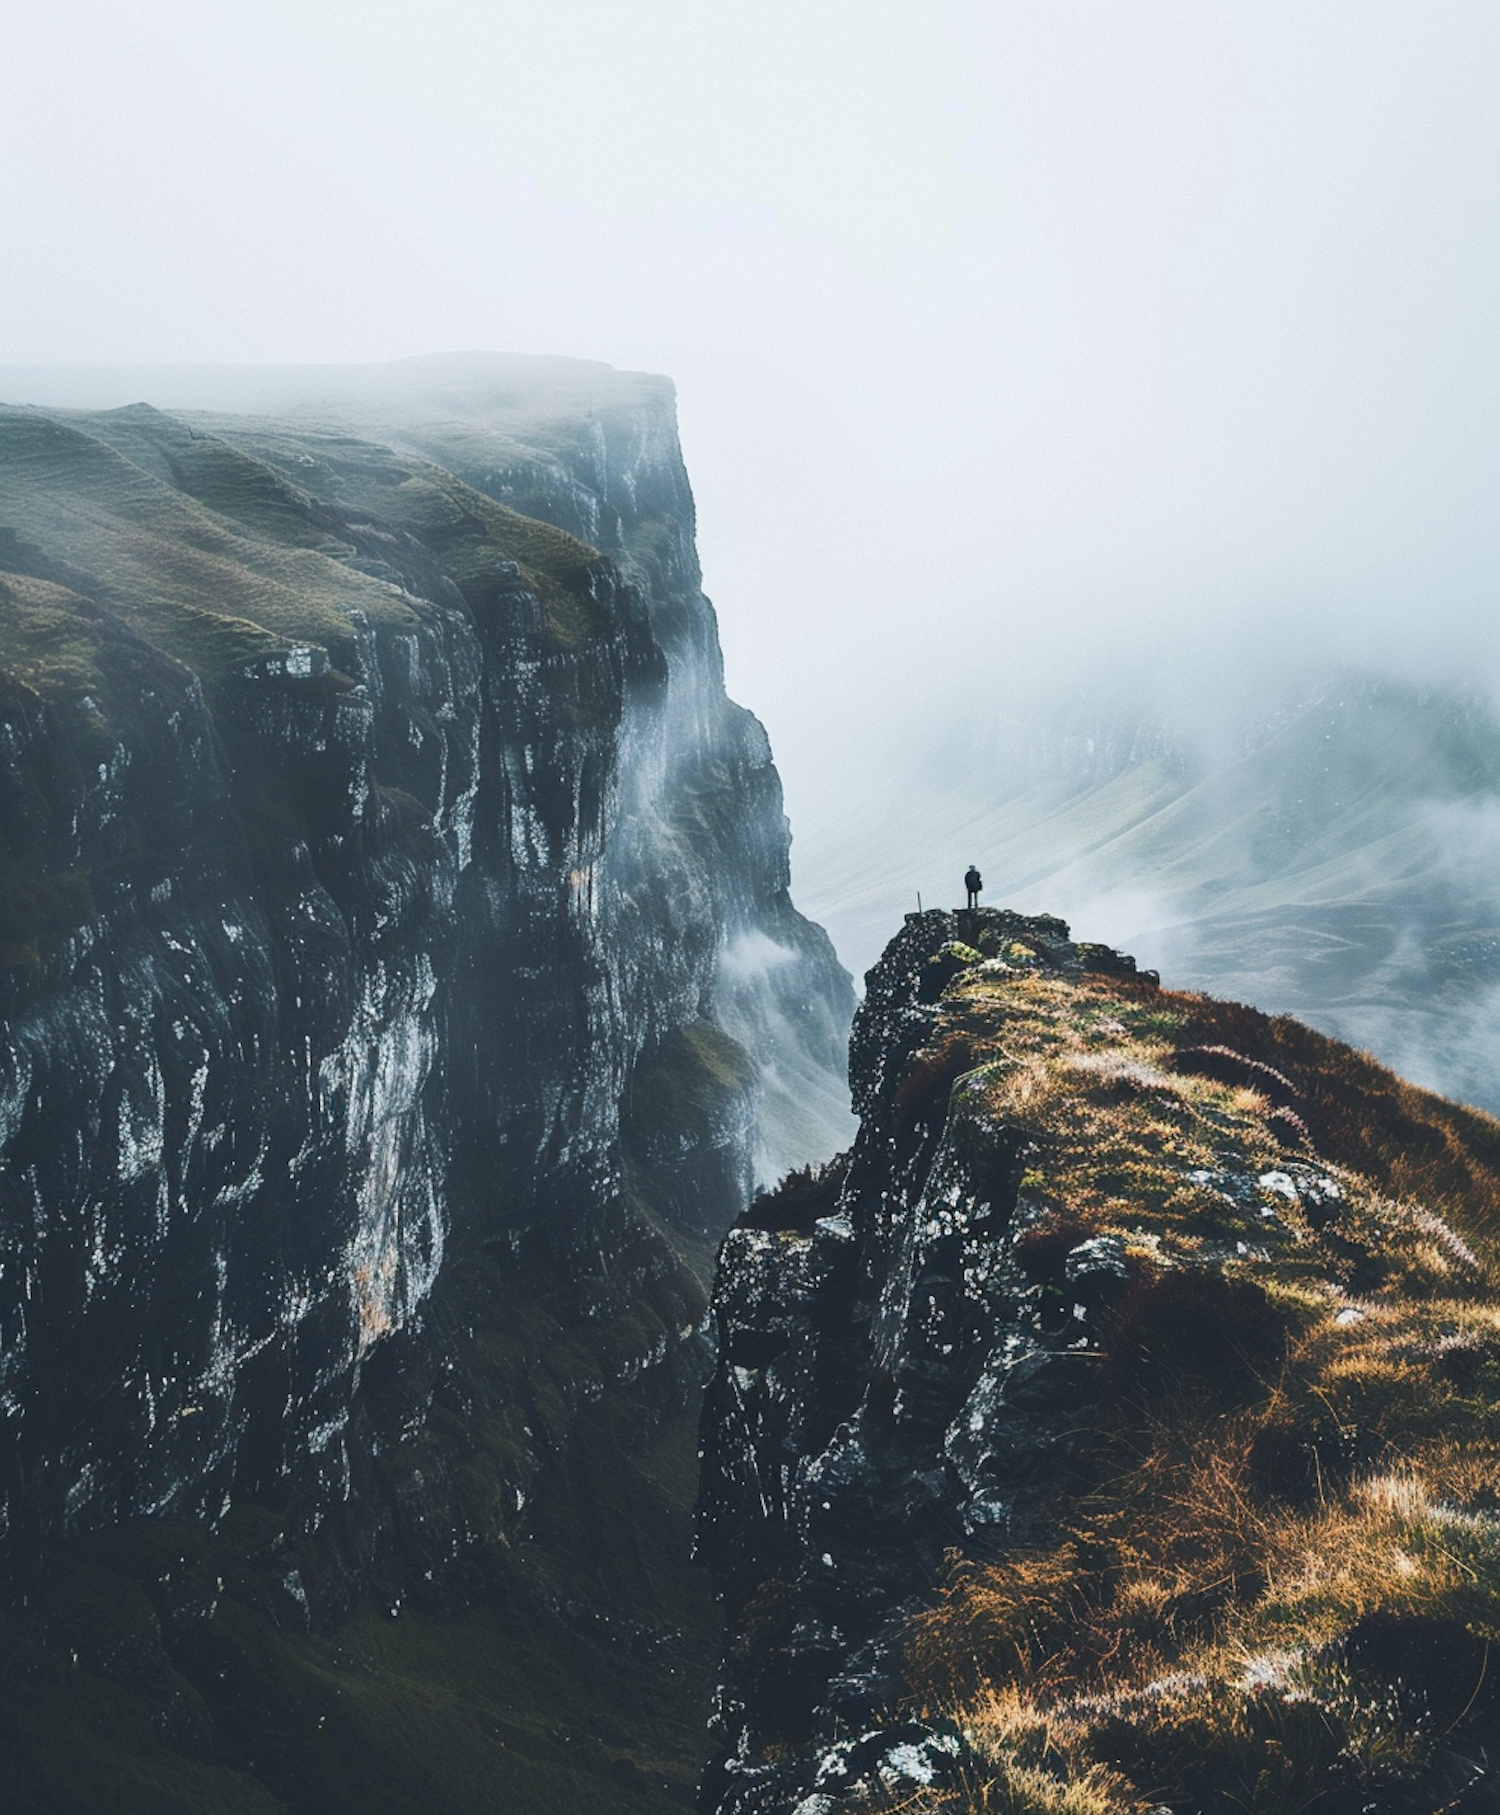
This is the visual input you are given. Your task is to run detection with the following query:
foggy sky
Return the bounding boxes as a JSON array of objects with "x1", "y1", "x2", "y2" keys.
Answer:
[{"x1": 5, "y1": 2, "x2": 1500, "y2": 889}]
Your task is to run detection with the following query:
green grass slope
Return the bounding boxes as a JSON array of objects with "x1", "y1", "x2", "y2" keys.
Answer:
[
  {"x1": 0, "y1": 400, "x2": 608, "y2": 699},
  {"x1": 0, "y1": 1383, "x2": 718, "y2": 1815}
]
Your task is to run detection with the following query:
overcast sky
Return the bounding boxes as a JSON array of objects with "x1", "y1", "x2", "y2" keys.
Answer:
[{"x1": 5, "y1": 2, "x2": 1500, "y2": 836}]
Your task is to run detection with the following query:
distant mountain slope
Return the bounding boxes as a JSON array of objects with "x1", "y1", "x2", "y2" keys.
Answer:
[{"x1": 795, "y1": 676, "x2": 1500, "y2": 1115}]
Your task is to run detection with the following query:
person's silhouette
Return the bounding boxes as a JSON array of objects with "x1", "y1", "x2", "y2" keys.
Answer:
[{"x1": 964, "y1": 865, "x2": 982, "y2": 910}]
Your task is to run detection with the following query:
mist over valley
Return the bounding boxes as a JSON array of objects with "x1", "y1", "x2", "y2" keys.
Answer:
[{"x1": 796, "y1": 663, "x2": 1500, "y2": 1119}]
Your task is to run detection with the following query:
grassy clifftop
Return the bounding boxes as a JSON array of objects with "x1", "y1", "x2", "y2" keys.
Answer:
[
  {"x1": 895, "y1": 931, "x2": 1500, "y2": 1812},
  {"x1": 0, "y1": 401, "x2": 608, "y2": 706}
]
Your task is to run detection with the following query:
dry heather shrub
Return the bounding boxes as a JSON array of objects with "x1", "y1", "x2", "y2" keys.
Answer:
[
  {"x1": 892, "y1": 964, "x2": 1500, "y2": 1810},
  {"x1": 1254, "y1": 1469, "x2": 1500, "y2": 1646},
  {"x1": 1100, "y1": 1269, "x2": 1291, "y2": 1402},
  {"x1": 1420, "y1": 1435, "x2": 1500, "y2": 1506},
  {"x1": 1174, "y1": 992, "x2": 1500, "y2": 1244},
  {"x1": 891, "y1": 1758, "x2": 1144, "y2": 1815},
  {"x1": 908, "y1": 1414, "x2": 1279, "y2": 1723},
  {"x1": 907, "y1": 1550, "x2": 1087, "y2": 1703},
  {"x1": 986, "y1": 1055, "x2": 1055, "y2": 1122},
  {"x1": 895, "y1": 1034, "x2": 978, "y2": 1134},
  {"x1": 1012, "y1": 1218, "x2": 1100, "y2": 1287},
  {"x1": 893, "y1": 1681, "x2": 1146, "y2": 1812},
  {"x1": 903, "y1": 1406, "x2": 1485, "y2": 1804}
]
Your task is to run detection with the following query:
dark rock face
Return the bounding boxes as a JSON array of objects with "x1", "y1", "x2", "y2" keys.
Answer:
[
  {"x1": 697, "y1": 909, "x2": 1125, "y2": 1814},
  {"x1": 0, "y1": 363, "x2": 853, "y2": 1595}
]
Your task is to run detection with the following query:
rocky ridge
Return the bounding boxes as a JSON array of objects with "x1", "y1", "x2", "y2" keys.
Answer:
[{"x1": 699, "y1": 907, "x2": 1500, "y2": 1814}]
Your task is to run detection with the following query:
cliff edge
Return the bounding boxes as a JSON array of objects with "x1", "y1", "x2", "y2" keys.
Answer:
[
  {"x1": 0, "y1": 356, "x2": 851, "y2": 1811},
  {"x1": 699, "y1": 908, "x2": 1500, "y2": 1814}
]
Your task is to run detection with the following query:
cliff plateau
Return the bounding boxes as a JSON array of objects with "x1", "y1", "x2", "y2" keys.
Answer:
[
  {"x1": 0, "y1": 355, "x2": 852, "y2": 1811},
  {"x1": 700, "y1": 908, "x2": 1500, "y2": 1814}
]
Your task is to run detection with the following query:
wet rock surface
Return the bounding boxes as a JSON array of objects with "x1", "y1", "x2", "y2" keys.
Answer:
[
  {"x1": 0, "y1": 364, "x2": 853, "y2": 1601},
  {"x1": 697, "y1": 909, "x2": 1128, "y2": 1813}
]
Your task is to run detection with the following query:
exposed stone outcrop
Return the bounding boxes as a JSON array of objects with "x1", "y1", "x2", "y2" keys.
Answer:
[
  {"x1": 0, "y1": 365, "x2": 853, "y2": 1601},
  {"x1": 697, "y1": 910, "x2": 1132, "y2": 1811},
  {"x1": 698, "y1": 908, "x2": 1500, "y2": 1814}
]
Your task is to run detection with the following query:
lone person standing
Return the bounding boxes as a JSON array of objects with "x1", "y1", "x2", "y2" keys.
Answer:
[{"x1": 964, "y1": 865, "x2": 983, "y2": 910}]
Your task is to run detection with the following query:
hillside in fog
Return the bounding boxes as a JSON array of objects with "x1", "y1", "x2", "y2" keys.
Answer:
[{"x1": 795, "y1": 672, "x2": 1500, "y2": 1118}]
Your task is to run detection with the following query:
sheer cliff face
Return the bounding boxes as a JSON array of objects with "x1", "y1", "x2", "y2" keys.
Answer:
[
  {"x1": 369, "y1": 364, "x2": 858, "y2": 1183},
  {"x1": 0, "y1": 359, "x2": 852, "y2": 1565},
  {"x1": 698, "y1": 911, "x2": 1500, "y2": 1815}
]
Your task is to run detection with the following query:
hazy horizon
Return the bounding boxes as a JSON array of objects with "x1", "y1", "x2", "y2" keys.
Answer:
[{"x1": 5, "y1": 2, "x2": 1500, "y2": 984}]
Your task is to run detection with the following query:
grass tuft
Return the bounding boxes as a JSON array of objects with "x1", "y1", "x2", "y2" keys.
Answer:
[{"x1": 893, "y1": 953, "x2": 1500, "y2": 1809}]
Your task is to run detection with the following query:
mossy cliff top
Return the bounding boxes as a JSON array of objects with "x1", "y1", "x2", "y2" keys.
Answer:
[
  {"x1": 0, "y1": 399, "x2": 609, "y2": 710},
  {"x1": 0, "y1": 394, "x2": 633, "y2": 981},
  {"x1": 703, "y1": 907, "x2": 1500, "y2": 1815}
]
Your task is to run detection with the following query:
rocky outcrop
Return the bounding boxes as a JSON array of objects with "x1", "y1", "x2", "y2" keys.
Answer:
[
  {"x1": 697, "y1": 910, "x2": 1137, "y2": 1812},
  {"x1": 699, "y1": 908, "x2": 1500, "y2": 1814},
  {"x1": 0, "y1": 361, "x2": 853, "y2": 1598}
]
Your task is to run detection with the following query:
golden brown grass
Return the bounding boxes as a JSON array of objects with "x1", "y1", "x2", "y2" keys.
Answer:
[{"x1": 890, "y1": 955, "x2": 1500, "y2": 1811}]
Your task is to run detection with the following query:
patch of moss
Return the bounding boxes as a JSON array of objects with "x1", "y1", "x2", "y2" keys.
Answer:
[
  {"x1": 377, "y1": 469, "x2": 606, "y2": 651},
  {"x1": 209, "y1": 424, "x2": 608, "y2": 655},
  {"x1": 627, "y1": 1020, "x2": 757, "y2": 1151},
  {"x1": 0, "y1": 410, "x2": 413, "y2": 694},
  {"x1": 0, "y1": 570, "x2": 116, "y2": 702},
  {"x1": 5, "y1": 416, "x2": 368, "y2": 672}
]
